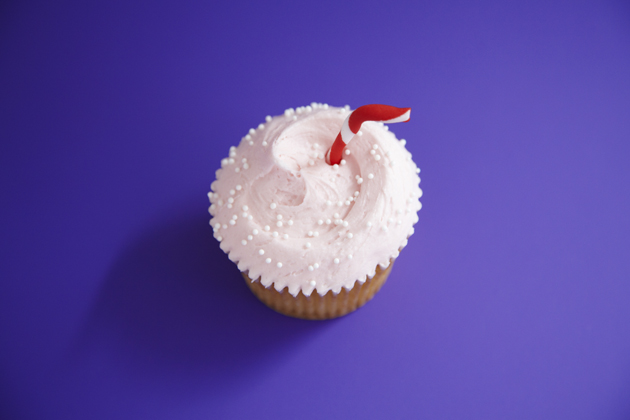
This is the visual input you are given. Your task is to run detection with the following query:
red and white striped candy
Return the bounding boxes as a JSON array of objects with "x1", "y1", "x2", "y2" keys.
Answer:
[{"x1": 326, "y1": 104, "x2": 411, "y2": 165}]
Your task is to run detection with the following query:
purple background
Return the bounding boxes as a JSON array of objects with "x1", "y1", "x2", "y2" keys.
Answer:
[{"x1": 1, "y1": 0, "x2": 630, "y2": 418}]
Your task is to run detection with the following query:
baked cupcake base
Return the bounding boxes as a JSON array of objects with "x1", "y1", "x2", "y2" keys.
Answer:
[{"x1": 242, "y1": 260, "x2": 394, "y2": 320}]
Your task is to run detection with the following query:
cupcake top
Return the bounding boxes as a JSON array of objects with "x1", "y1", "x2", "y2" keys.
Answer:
[{"x1": 208, "y1": 103, "x2": 422, "y2": 297}]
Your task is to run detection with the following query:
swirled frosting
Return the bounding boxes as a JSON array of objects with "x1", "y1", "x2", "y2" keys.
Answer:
[{"x1": 208, "y1": 104, "x2": 422, "y2": 297}]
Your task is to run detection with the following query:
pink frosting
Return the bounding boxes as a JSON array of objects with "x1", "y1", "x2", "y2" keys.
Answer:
[{"x1": 208, "y1": 104, "x2": 422, "y2": 297}]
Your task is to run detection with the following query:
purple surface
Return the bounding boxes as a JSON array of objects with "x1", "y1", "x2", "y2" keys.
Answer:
[{"x1": 1, "y1": 0, "x2": 630, "y2": 418}]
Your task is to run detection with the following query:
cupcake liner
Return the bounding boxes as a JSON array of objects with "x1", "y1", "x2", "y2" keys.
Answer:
[{"x1": 242, "y1": 260, "x2": 394, "y2": 320}]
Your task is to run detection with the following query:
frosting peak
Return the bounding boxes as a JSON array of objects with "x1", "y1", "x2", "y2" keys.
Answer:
[{"x1": 209, "y1": 104, "x2": 422, "y2": 297}]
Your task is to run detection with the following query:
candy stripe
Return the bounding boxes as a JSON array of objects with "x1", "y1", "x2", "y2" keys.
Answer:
[{"x1": 326, "y1": 104, "x2": 411, "y2": 165}]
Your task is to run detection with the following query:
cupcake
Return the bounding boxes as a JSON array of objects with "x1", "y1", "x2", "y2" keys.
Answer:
[{"x1": 208, "y1": 103, "x2": 422, "y2": 320}]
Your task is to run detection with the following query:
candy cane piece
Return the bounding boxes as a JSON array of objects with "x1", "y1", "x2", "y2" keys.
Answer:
[{"x1": 326, "y1": 104, "x2": 411, "y2": 165}]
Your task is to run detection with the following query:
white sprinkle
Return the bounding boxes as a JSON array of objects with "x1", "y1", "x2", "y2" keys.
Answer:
[
  {"x1": 247, "y1": 235, "x2": 253, "y2": 240},
  {"x1": 228, "y1": 158, "x2": 235, "y2": 164},
  {"x1": 326, "y1": 219, "x2": 331, "y2": 225},
  {"x1": 277, "y1": 214, "x2": 283, "y2": 220},
  {"x1": 308, "y1": 159, "x2": 315, "y2": 166},
  {"x1": 249, "y1": 128, "x2": 255, "y2": 135},
  {"x1": 348, "y1": 254, "x2": 353, "y2": 259},
  {"x1": 347, "y1": 233, "x2": 353, "y2": 239},
  {"x1": 313, "y1": 231, "x2": 319, "y2": 237},
  {"x1": 345, "y1": 201, "x2": 351, "y2": 206},
  {"x1": 277, "y1": 221, "x2": 283, "y2": 227},
  {"x1": 388, "y1": 218, "x2": 394, "y2": 224},
  {"x1": 266, "y1": 258, "x2": 271, "y2": 264},
  {"x1": 337, "y1": 201, "x2": 343, "y2": 207},
  {"x1": 277, "y1": 262, "x2": 282, "y2": 268},
  {"x1": 367, "y1": 222, "x2": 372, "y2": 227},
  {"x1": 227, "y1": 198, "x2": 234, "y2": 204},
  {"x1": 273, "y1": 231, "x2": 279, "y2": 237},
  {"x1": 333, "y1": 164, "x2": 339, "y2": 170},
  {"x1": 418, "y1": 188, "x2": 423, "y2": 198},
  {"x1": 334, "y1": 219, "x2": 342, "y2": 225},
  {"x1": 368, "y1": 173, "x2": 374, "y2": 179},
  {"x1": 340, "y1": 159, "x2": 346, "y2": 165},
  {"x1": 264, "y1": 225, "x2": 270, "y2": 231},
  {"x1": 232, "y1": 214, "x2": 238, "y2": 220},
  {"x1": 344, "y1": 149, "x2": 351, "y2": 155},
  {"x1": 216, "y1": 236, "x2": 222, "y2": 241},
  {"x1": 382, "y1": 225, "x2": 389, "y2": 232},
  {"x1": 308, "y1": 266, "x2": 314, "y2": 272},
  {"x1": 259, "y1": 249, "x2": 265, "y2": 255},
  {"x1": 396, "y1": 209, "x2": 402, "y2": 215},
  {"x1": 226, "y1": 204, "x2": 232, "y2": 209},
  {"x1": 235, "y1": 167, "x2": 240, "y2": 173},
  {"x1": 342, "y1": 221, "x2": 349, "y2": 227},
  {"x1": 306, "y1": 242, "x2": 311, "y2": 248},
  {"x1": 244, "y1": 135, "x2": 251, "y2": 141},
  {"x1": 222, "y1": 224, "x2": 227, "y2": 229},
  {"x1": 283, "y1": 233, "x2": 289, "y2": 239},
  {"x1": 218, "y1": 199, "x2": 224, "y2": 206},
  {"x1": 354, "y1": 191, "x2": 359, "y2": 197},
  {"x1": 242, "y1": 212, "x2": 248, "y2": 218},
  {"x1": 334, "y1": 258, "x2": 340, "y2": 264},
  {"x1": 373, "y1": 144, "x2": 379, "y2": 150},
  {"x1": 334, "y1": 213, "x2": 340, "y2": 219},
  {"x1": 416, "y1": 168, "x2": 421, "y2": 174},
  {"x1": 314, "y1": 263, "x2": 320, "y2": 269},
  {"x1": 248, "y1": 141, "x2": 254, "y2": 146},
  {"x1": 229, "y1": 220, "x2": 235, "y2": 225},
  {"x1": 326, "y1": 200, "x2": 332, "y2": 206},
  {"x1": 375, "y1": 155, "x2": 381, "y2": 161},
  {"x1": 370, "y1": 149, "x2": 376, "y2": 155},
  {"x1": 265, "y1": 115, "x2": 272, "y2": 122},
  {"x1": 241, "y1": 240, "x2": 247, "y2": 245},
  {"x1": 310, "y1": 280, "x2": 316, "y2": 287},
  {"x1": 248, "y1": 215, "x2": 253, "y2": 220},
  {"x1": 357, "y1": 130, "x2": 363, "y2": 136},
  {"x1": 287, "y1": 220, "x2": 293, "y2": 226},
  {"x1": 357, "y1": 178, "x2": 363, "y2": 184},
  {"x1": 221, "y1": 159, "x2": 228, "y2": 167},
  {"x1": 270, "y1": 203, "x2": 277, "y2": 209},
  {"x1": 258, "y1": 123, "x2": 264, "y2": 130},
  {"x1": 317, "y1": 219, "x2": 323, "y2": 225},
  {"x1": 397, "y1": 220, "x2": 402, "y2": 225},
  {"x1": 401, "y1": 139, "x2": 406, "y2": 146},
  {"x1": 262, "y1": 141, "x2": 268, "y2": 147},
  {"x1": 236, "y1": 185, "x2": 242, "y2": 191},
  {"x1": 308, "y1": 231, "x2": 314, "y2": 237},
  {"x1": 242, "y1": 205, "x2": 249, "y2": 211}
]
